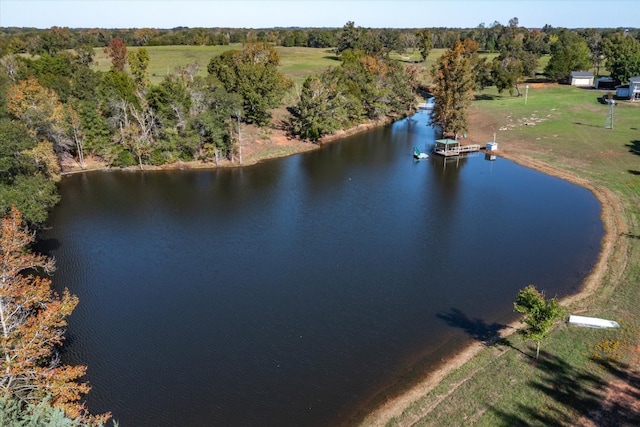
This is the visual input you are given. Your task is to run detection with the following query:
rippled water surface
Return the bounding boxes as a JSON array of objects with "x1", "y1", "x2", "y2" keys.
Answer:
[{"x1": 39, "y1": 112, "x2": 603, "y2": 426}]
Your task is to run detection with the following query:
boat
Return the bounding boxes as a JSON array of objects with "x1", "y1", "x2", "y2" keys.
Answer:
[
  {"x1": 568, "y1": 315, "x2": 620, "y2": 329},
  {"x1": 413, "y1": 147, "x2": 429, "y2": 160}
]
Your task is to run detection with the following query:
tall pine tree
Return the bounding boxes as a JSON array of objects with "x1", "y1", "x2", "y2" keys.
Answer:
[{"x1": 430, "y1": 40, "x2": 475, "y2": 138}]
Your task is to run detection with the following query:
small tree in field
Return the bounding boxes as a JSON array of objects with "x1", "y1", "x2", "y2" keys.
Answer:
[{"x1": 514, "y1": 285, "x2": 566, "y2": 359}]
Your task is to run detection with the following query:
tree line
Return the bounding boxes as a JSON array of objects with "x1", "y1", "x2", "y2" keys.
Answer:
[
  {"x1": 0, "y1": 207, "x2": 114, "y2": 425},
  {"x1": 1, "y1": 23, "x2": 637, "y2": 58}
]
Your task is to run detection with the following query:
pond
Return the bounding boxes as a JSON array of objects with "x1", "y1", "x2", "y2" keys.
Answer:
[{"x1": 38, "y1": 111, "x2": 603, "y2": 426}]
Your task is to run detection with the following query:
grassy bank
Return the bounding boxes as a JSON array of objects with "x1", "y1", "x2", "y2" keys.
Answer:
[{"x1": 360, "y1": 84, "x2": 640, "y2": 426}]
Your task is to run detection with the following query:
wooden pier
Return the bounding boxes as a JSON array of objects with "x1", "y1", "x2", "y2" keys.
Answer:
[{"x1": 433, "y1": 139, "x2": 481, "y2": 157}]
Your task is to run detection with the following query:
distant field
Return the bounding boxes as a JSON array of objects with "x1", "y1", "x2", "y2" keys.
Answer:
[
  {"x1": 389, "y1": 49, "x2": 550, "y2": 86},
  {"x1": 92, "y1": 44, "x2": 341, "y2": 86},
  {"x1": 92, "y1": 45, "x2": 553, "y2": 88},
  {"x1": 92, "y1": 45, "x2": 460, "y2": 87}
]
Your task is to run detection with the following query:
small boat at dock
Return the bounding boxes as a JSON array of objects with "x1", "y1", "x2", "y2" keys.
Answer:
[{"x1": 413, "y1": 147, "x2": 429, "y2": 160}]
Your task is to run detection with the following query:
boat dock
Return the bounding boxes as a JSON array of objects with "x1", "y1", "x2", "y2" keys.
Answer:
[{"x1": 433, "y1": 138, "x2": 481, "y2": 157}]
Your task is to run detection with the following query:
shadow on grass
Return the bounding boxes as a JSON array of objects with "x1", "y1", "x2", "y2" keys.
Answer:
[
  {"x1": 474, "y1": 93, "x2": 501, "y2": 101},
  {"x1": 490, "y1": 405, "x2": 571, "y2": 427},
  {"x1": 626, "y1": 140, "x2": 640, "y2": 155},
  {"x1": 628, "y1": 170, "x2": 640, "y2": 176},
  {"x1": 574, "y1": 121, "x2": 604, "y2": 128},
  {"x1": 436, "y1": 307, "x2": 505, "y2": 345},
  {"x1": 487, "y1": 350, "x2": 637, "y2": 426},
  {"x1": 587, "y1": 357, "x2": 640, "y2": 426}
]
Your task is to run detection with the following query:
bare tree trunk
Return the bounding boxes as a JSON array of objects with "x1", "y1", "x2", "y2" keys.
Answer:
[
  {"x1": 72, "y1": 126, "x2": 85, "y2": 169},
  {"x1": 237, "y1": 116, "x2": 242, "y2": 165}
]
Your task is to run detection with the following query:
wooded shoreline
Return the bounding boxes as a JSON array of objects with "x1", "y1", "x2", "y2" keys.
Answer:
[{"x1": 59, "y1": 115, "x2": 399, "y2": 175}]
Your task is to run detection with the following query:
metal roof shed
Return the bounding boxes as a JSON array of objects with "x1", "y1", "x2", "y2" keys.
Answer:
[{"x1": 570, "y1": 71, "x2": 594, "y2": 87}]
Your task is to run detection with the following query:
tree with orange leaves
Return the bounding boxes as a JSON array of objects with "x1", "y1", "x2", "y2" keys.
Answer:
[
  {"x1": 0, "y1": 206, "x2": 110, "y2": 424},
  {"x1": 103, "y1": 38, "x2": 127, "y2": 72},
  {"x1": 6, "y1": 76, "x2": 67, "y2": 179}
]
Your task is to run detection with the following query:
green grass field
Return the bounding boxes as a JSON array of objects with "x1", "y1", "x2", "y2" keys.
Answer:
[
  {"x1": 92, "y1": 44, "x2": 341, "y2": 86},
  {"x1": 93, "y1": 45, "x2": 547, "y2": 90}
]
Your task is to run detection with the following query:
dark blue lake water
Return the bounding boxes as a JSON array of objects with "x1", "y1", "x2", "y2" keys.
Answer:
[{"x1": 39, "y1": 111, "x2": 603, "y2": 426}]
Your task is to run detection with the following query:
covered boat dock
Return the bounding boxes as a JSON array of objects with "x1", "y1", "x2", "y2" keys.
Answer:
[{"x1": 433, "y1": 139, "x2": 481, "y2": 157}]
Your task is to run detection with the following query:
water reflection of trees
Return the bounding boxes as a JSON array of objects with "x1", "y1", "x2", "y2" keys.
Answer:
[
  {"x1": 427, "y1": 154, "x2": 474, "y2": 199},
  {"x1": 297, "y1": 126, "x2": 400, "y2": 194}
]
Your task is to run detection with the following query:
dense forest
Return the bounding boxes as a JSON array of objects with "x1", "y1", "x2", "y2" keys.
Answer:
[{"x1": 0, "y1": 20, "x2": 640, "y2": 422}]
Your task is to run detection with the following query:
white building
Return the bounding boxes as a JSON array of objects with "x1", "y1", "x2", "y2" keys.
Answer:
[
  {"x1": 615, "y1": 76, "x2": 640, "y2": 101},
  {"x1": 629, "y1": 76, "x2": 640, "y2": 101},
  {"x1": 570, "y1": 71, "x2": 594, "y2": 87}
]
